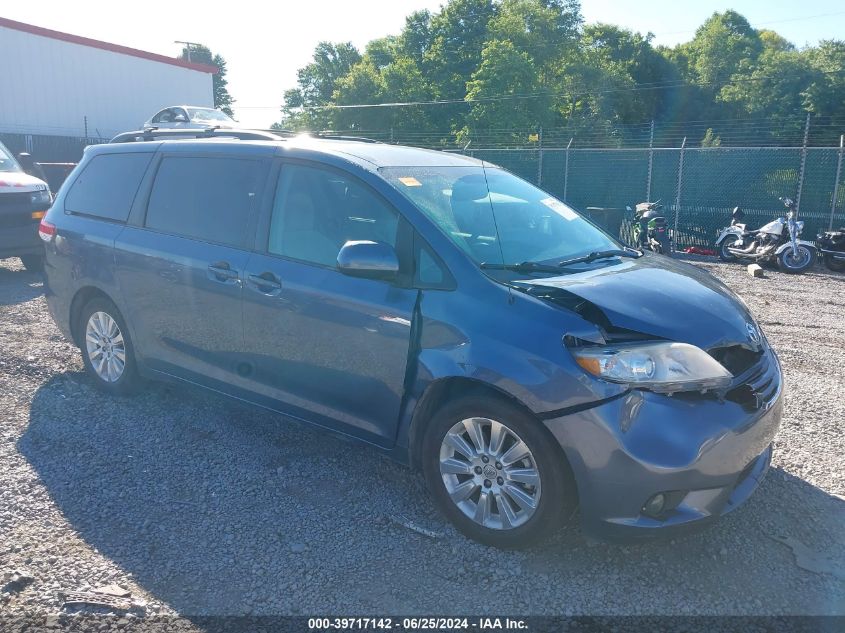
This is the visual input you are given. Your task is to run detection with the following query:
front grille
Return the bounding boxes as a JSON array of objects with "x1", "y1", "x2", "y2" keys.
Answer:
[
  {"x1": 0, "y1": 192, "x2": 36, "y2": 228},
  {"x1": 726, "y1": 355, "x2": 779, "y2": 412},
  {"x1": 0, "y1": 192, "x2": 32, "y2": 206}
]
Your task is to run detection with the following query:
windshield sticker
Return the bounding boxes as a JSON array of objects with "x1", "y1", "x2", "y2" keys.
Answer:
[
  {"x1": 398, "y1": 176, "x2": 422, "y2": 187},
  {"x1": 541, "y1": 197, "x2": 578, "y2": 220}
]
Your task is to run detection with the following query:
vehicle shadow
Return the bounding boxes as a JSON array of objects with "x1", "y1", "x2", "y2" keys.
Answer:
[
  {"x1": 0, "y1": 260, "x2": 44, "y2": 306},
  {"x1": 18, "y1": 374, "x2": 845, "y2": 616}
]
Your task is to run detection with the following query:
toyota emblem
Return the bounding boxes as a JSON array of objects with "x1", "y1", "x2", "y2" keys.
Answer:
[{"x1": 746, "y1": 322, "x2": 761, "y2": 346}]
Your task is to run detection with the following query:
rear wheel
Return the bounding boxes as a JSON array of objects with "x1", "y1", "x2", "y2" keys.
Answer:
[
  {"x1": 421, "y1": 394, "x2": 576, "y2": 549},
  {"x1": 777, "y1": 245, "x2": 815, "y2": 274},
  {"x1": 718, "y1": 239, "x2": 738, "y2": 262},
  {"x1": 78, "y1": 297, "x2": 142, "y2": 395},
  {"x1": 20, "y1": 254, "x2": 44, "y2": 272},
  {"x1": 823, "y1": 253, "x2": 845, "y2": 272}
]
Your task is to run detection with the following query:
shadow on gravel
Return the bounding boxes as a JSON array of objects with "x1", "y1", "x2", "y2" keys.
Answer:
[
  {"x1": 19, "y1": 374, "x2": 845, "y2": 615},
  {"x1": 0, "y1": 263, "x2": 44, "y2": 306}
]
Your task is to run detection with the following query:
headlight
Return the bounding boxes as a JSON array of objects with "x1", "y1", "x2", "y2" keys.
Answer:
[
  {"x1": 571, "y1": 341, "x2": 732, "y2": 394},
  {"x1": 30, "y1": 189, "x2": 51, "y2": 206}
]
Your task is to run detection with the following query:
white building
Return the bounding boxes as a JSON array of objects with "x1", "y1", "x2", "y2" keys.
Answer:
[{"x1": 0, "y1": 17, "x2": 216, "y2": 139}]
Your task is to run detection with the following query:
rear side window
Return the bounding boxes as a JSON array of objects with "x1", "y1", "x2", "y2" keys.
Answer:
[
  {"x1": 145, "y1": 156, "x2": 261, "y2": 247},
  {"x1": 65, "y1": 153, "x2": 152, "y2": 221}
]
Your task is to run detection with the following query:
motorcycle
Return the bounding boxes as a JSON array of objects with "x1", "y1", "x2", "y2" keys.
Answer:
[
  {"x1": 714, "y1": 197, "x2": 817, "y2": 274},
  {"x1": 817, "y1": 227, "x2": 845, "y2": 272},
  {"x1": 629, "y1": 200, "x2": 671, "y2": 255}
]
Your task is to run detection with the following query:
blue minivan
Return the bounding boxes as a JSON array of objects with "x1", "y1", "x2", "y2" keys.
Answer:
[{"x1": 41, "y1": 130, "x2": 781, "y2": 548}]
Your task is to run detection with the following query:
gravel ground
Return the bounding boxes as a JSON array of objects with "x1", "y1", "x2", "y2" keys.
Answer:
[{"x1": 1, "y1": 254, "x2": 843, "y2": 620}]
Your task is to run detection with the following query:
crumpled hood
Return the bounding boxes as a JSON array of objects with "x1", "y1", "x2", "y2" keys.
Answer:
[
  {"x1": 513, "y1": 254, "x2": 758, "y2": 350},
  {"x1": 0, "y1": 171, "x2": 47, "y2": 193}
]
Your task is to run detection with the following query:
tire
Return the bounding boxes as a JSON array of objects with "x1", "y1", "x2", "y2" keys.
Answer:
[
  {"x1": 421, "y1": 394, "x2": 577, "y2": 549},
  {"x1": 77, "y1": 297, "x2": 142, "y2": 395},
  {"x1": 20, "y1": 254, "x2": 44, "y2": 272},
  {"x1": 777, "y1": 244, "x2": 816, "y2": 274},
  {"x1": 823, "y1": 253, "x2": 845, "y2": 272},
  {"x1": 718, "y1": 239, "x2": 738, "y2": 262}
]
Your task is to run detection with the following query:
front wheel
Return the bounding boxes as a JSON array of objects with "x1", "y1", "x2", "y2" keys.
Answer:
[
  {"x1": 823, "y1": 253, "x2": 845, "y2": 272},
  {"x1": 777, "y1": 245, "x2": 816, "y2": 274},
  {"x1": 422, "y1": 394, "x2": 577, "y2": 549}
]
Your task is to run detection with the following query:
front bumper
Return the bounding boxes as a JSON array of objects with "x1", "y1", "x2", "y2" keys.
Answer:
[
  {"x1": 0, "y1": 221, "x2": 42, "y2": 258},
  {"x1": 543, "y1": 352, "x2": 782, "y2": 542}
]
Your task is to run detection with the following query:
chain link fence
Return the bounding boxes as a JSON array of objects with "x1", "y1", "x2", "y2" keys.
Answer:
[{"x1": 471, "y1": 144, "x2": 845, "y2": 249}]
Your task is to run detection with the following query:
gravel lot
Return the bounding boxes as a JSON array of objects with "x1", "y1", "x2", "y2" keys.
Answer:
[{"x1": 1, "y1": 254, "x2": 843, "y2": 620}]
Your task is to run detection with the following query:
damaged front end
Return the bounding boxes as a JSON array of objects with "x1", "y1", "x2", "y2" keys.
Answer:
[{"x1": 503, "y1": 278, "x2": 782, "y2": 540}]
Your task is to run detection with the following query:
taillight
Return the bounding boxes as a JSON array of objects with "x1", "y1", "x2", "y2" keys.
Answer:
[{"x1": 38, "y1": 219, "x2": 56, "y2": 242}]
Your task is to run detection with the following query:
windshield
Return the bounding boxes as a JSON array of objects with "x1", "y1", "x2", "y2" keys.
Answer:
[
  {"x1": 381, "y1": 166, "x2": 620, "y2": 271},
  {"x1": 0, "y1": 142, "x2": 22, "y2": 173},
  {"x1": 187, "y1": 108, "x2": 233, "y2": 122}
]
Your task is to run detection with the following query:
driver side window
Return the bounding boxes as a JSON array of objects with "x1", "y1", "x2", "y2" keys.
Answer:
[{"x1": 267, "y1": 164, "x2": 399, "y2": 268}]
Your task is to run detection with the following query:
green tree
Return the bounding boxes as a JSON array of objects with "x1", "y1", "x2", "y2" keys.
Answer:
[
  {"x1": 581, "y1": 24, "x2": 677, "y2": 123},
  {"x1": 683, "y1": 10, "x2": 762, "y2": 85},
  {"x1": 179, "y1": 45, "x2": 235, "y2": 116},
  {"x1": 463, "y1": 40, "x2": 547, "y2": 136},
  {"x1": 803, "y1": 40, "x2": 845, "y2": 118},
  {"x1": 281, "y1": 42, "x2": 362, "y2": 129}
]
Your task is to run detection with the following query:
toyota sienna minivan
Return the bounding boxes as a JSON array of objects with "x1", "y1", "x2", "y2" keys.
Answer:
[{"x1": 41, "y1": 129, "x2": 781, "y2": 548}]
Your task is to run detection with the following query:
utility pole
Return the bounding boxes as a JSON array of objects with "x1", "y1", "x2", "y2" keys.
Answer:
[{"x1": 174, "y1": 40, "x2": 203, "y2": 62}]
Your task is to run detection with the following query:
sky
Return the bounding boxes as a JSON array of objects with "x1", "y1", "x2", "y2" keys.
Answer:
[{"x1": 4, "y1": 1, "x2": 845, "y2": 128}]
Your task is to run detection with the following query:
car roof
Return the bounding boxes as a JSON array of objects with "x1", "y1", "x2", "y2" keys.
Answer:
[
  {"x1": 96, "y1": 132, "x2": 487, "y2": 170},
  {"x1": 283, "y1": 137, "x2": 484, "y2": 168}
]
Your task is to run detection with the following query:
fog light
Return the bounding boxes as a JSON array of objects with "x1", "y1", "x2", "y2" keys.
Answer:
[{"x1": 642, "y1": 493, "x2": 666, "y2": 518}]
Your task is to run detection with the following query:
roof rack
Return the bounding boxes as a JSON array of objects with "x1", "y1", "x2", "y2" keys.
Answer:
[
  {"x1": 109, "y1": 127, "x2": 287, "y2": 143},
  {"x1": 247, "y1": 129, "x2": 382, "y2": 144},
  {"x1": 108, "y1": 127, "x2": 384, "y2": 145}
]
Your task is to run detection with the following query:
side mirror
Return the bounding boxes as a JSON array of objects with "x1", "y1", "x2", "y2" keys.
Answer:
[{"x1": 336, "y1": 240, "x2": 399, "y2": 280}]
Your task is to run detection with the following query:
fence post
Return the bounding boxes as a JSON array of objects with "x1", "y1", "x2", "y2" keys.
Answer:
[
  {"x1": 646, "y1": 120, "x2": 654, "y2": 201},
  {"x1": 673, "y1": 137, "x2": 686, "y2": 250},
  {"x1": 796, "y1": 113, "x2": 811, "y2": 214},
  {"x1": 83, "y1": 116, "x2": 88, "y2": 139},
  {"x1": 831, "y1": 134, "x2": 844, "y2": 231},
  {"x1": 537, "y1": 127, "x2": 544, "y2": 187},
  {"x1": 563, "y1": 138, "x2": 573, "y2": 202}
]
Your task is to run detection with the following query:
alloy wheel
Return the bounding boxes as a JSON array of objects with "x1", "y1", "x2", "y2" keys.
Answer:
[
  {"x1": 85, "y1": 311, "x2": 126, "y2": 383},
  {"x1": 783, "y1": 246, "x2": 811, "y2": 270},
  {"x1": 439, "y1": 417, "x2": 541, "y2": 530}
]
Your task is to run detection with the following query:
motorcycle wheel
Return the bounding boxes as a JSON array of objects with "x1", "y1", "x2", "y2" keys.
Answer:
[
  {"x1": 777, "y1": 245, "x2": 816, "y2": 274},
  {"x1": 823, "y1": 253, "x2": 845, "y2": 272},
  {"x1": 718, "y1": 239, "x2": 738, "y2": 262}
]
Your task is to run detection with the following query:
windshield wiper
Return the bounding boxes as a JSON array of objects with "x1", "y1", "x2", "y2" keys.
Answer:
[
  {"x1": 481, "y1": 248, "x2": 641, "y2": 275},
  {"x1": 480, "y1": 261, "x2": 563, "y2": 274},
  {"x1": 556, "y1": 248, "x2": 641, "y2": 268}
]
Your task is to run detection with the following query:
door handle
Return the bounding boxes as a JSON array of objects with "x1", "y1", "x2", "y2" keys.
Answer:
[
  {"x1": 247, "y1": 271, "x2": 282, "y2": 294},
  {"x1": 207, "y1": 261, "x2": 239, "y2": 283}
]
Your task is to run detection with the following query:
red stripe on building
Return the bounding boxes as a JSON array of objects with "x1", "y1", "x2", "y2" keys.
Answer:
[{"x1": 0, "y1": 16, "x2": 218, "y2": 74}]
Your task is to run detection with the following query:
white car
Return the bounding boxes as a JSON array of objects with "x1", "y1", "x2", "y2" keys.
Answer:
[
  {"x1": 0, "y1": 141, "x2": 52, "y2": 271},
  {"x1": 143, "y1": 106, "x2": 236, "y2": 129}
]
